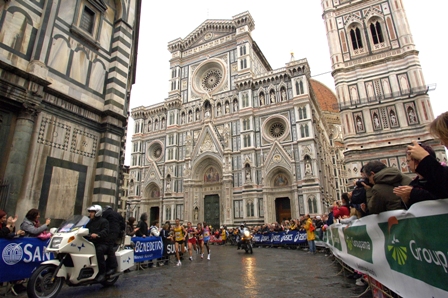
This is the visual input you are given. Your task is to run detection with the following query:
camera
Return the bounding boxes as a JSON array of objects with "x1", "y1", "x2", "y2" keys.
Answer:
[{"x1": 355, "y1": 178, "x2": 367, "y2": 187}]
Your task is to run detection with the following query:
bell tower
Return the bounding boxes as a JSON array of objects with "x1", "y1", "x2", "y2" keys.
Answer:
[{"x1": 322, "y1": 0, "x2": 442, "y2": 179}]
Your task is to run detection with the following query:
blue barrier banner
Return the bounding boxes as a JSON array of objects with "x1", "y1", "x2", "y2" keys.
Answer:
[
  {"x1": 0, "y1": 238, "x2": 54, "y2": 282},
  {"x1": 253, "y1": 230, "x2": 308, "y2": 245},
  {"x1": 132, "y1": 236, "x2": 163, "y2": 262}
]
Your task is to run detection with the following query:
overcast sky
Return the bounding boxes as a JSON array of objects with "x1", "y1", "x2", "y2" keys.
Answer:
[{"x1": 126, "y1": 0, "x2": 448, "y2": 164}]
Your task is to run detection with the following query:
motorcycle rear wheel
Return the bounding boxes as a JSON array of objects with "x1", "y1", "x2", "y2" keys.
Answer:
[{"x1": 27, "y1": 264, "x2": 63, "y2": 298}]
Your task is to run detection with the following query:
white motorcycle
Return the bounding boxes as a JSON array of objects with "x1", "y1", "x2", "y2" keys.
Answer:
[{"x1": 27, "y1": 215, "x2": 134, "y2": 298}]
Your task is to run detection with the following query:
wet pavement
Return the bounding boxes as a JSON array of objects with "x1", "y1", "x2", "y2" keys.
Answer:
[{"x1": 15, "y1": 245, "x2": 372, "y2": 298}]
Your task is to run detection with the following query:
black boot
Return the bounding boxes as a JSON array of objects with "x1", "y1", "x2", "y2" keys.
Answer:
[{"x1": 95, "y1": 273, "x2": 106, "y2": 282}]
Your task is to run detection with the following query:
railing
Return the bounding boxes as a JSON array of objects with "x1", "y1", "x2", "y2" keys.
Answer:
[{"x1": 338, "y1": 85, "x2": 430, "y2": 111}]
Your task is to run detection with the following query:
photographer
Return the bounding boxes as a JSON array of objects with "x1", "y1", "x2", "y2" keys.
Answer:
[{"x1": 351, "y1": 171, "x2": 372, "y2": 218}]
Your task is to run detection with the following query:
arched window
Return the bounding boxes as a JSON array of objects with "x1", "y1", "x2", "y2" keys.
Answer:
[
  {"x1": 246, "y1": 201, "x2": 254, "y2": 217},
  {"x1": 308, "y1": 197, "x2": 313, "y2": 213},
  {"x1": 296, "y1": 80, "x2": 304, "y2": 95},
  {"x1": 370, "y1": 21, "x2": 384, "y2": 44},
  {"x1": 350, "y1": 27, "x2": 363, "y2": 50},
  {"x1": 312, "y1": 197, "x2": 318, "y2": 214}
]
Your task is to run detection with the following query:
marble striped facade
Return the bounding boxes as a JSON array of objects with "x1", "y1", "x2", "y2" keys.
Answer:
[{"x1": 0, "y1": 0, "x2": 140, "y2": 222}]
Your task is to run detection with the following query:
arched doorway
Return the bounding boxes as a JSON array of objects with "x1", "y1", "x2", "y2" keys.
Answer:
[
  {"x1": 150, "y1": 206, "x2": 159, "y2": 225},
  {"x1": 275, "y1": 197, "x2": 291, "y2": 223}
]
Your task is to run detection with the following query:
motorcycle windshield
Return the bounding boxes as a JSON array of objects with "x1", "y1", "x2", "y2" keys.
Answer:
[{"x1": 57, "y1": 215, "x2": 90, "y2": 233}]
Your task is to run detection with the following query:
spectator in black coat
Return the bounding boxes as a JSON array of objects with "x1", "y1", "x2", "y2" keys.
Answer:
[
  {"x1": 394, "y1": 144, "x2": 440, "y2": 208},
  {"x1": 102, "y1": 206, "x2": 124, "y2": 274},
  {"x1": 135, "y1": 213, "x2": 149, "y2": 237},
  {"x1": 102, "y1": 206, "x2": 125, "y2": 244},
  {"x1": 407, "y1": 112, "x2": 448, "y2": 198}
]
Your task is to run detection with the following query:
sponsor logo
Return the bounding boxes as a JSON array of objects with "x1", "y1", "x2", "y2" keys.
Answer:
[
  {"x1": 2, "y1": 242, "x2": 51, "y2": 265},
  {"x1": 294, "y1": 232, "x2": 307, "y2": 242},
  {"x1": 343, "y1": 225, "x2": 372, "y2": 263},
  {"x1": 135, "y1": 240, "x2": 163, "y2": 253},
  {"x1": 2, "y1": 243, "x2": 23, "y2": 265},
  {"x1": 261, "y1": 235, "x2": 270, "y2": 242},
  {"x1": 280, "y1": 234, "x2": 293, "y2": 242},
  {"x1": 271, "y1": 234, "x2": 281, "y2": 242},
  {"x1": 379, "y1": 214, "x2": 448, "y2": 292}
]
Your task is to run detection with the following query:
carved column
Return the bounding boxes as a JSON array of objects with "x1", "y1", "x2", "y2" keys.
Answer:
[{"x1": 4, "y1": 103, "x2": 40, "y2": 214}]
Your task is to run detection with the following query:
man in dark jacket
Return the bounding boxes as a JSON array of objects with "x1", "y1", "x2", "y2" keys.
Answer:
[
  {"x1": 135, "y1": 213, "x2": 149, "y2": 237},
  {"x1": 85, "y1": 205, "x2": 109, "y2": 282},
  {"x1": 362, "y1": 161, "x2": 412, "y2": 214},
  {"x1": 102, "y1": 206, "x2": 125, "y2": 275}
]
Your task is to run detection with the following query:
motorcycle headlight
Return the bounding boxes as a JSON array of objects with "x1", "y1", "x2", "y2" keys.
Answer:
[
  {"x1": 244, "y1": 230, "x2": 250, "y2": 237},
  {"x1": 50, "y1": 237, "x2": 63, "y2": 249}
]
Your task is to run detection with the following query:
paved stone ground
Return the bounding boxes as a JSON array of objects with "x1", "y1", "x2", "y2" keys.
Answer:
[{"x1": 12, "y1": 245, "x2": 373, "y2": 298}]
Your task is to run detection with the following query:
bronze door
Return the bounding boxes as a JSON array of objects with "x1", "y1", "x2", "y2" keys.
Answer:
[{"x1": 204, "y1": 195, "x2": 220, "y2": 229}]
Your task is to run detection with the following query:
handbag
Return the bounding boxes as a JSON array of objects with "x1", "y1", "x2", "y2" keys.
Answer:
[{"x1": 38, "y1": 230, "x2": 52, "y2": 240}]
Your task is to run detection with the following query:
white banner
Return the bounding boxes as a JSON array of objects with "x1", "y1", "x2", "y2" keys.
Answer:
[{"x1": 326, "y1": 199, "x2": 448, "y2": 298}]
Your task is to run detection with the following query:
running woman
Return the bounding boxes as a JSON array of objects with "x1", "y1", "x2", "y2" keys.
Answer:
[
  {"x1": 196, "y1": 222, "x2": 204, "y2": 258},
  {"x1": 186, "y1": 222, "x2": 197, "y2": 261},
  {"x1": 173, "y1": 218, "x2": 187, "y2": 266},
  {"x1": 202, "y1": 221, "x2": 211, "y2": 260}
]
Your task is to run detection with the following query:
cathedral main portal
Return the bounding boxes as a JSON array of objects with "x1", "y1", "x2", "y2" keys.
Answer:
[
  {"x1": 204, "y1": 194, "x2": 220, "y2": 229},
  {"x1": 275, "y1": 197, "x2": 291, "y2": 223}
]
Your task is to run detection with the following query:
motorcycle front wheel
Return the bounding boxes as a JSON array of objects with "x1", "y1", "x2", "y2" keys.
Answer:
[
  {"x1": 27, "y1": 264, "x2": 63, "y2": 298},
  {"x1": 249, "y1": 243, "x2": 253, "y2": 254},
  {"x1": 101, "y1": 274, "x2": 119, "y2": 287}
]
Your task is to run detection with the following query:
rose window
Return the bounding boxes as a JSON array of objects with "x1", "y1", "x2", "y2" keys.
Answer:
[
  {"x1": 201, "y1": 69, "x2": 222, "y2": 92},
  {"x1": 147, "y1": 142, "x2": 163, "y2": 161},
  {"x1": 269, "y1": 122, "x2": 285, "y2": 138}
]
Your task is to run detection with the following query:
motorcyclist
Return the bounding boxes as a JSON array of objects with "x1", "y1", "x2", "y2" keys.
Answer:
[
  {"x1": 85, "y1": 205, "x2": 109, "y2": 282},
  {"x1": 102, "y1": 206, "x2": 125, "y2": 275},
  {"x1": 237, "y1": 223, "x2": 245, "y2": 250}
]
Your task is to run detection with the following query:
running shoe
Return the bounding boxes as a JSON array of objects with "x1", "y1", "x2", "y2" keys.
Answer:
[
  {"x1": 189, "y1": 256, "x2": 193, "y2": 261},
  {"x1": 207, "y1": 254, "x2": 210, "y2": 260},
  {"x1": 176, "y1": 260, "x2": 182, "y2": 266},
  {"x1": 201, "y1": 253, "x2": 203, "y2": 259}
]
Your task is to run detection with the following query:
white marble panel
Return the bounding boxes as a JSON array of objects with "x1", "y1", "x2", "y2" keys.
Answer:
[
  {"x1": 57, "y1": 0, "x2": 76, "y2": 24},
  {"x1": 46, "y1": 167, "x2": 79, "y2": 219}
]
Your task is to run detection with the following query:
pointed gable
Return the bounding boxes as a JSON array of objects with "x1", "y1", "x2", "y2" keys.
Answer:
[{"x1": 264, "y1": 141, "x2": 294, "y2": 174}]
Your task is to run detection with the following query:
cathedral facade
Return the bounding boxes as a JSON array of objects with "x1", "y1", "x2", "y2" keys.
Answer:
[
  {"x1": 130, "y1": 12, "x2": 342, "y2": 228},
  {"x1": 321, "y1": 0, "x2": 446, "y2": 181},
  {"x1": 0, "y1": 0, "x2": 141, "y2": 223}
]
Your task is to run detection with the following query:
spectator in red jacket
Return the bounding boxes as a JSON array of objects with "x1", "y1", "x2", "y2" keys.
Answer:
[{"x1": 333, "y1": 195, "x2": 350, "y2": 219}]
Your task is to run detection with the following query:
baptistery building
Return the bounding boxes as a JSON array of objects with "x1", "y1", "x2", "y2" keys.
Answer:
[{"x1": 130, "y1": 12, "x2": 343, "y2": 228}]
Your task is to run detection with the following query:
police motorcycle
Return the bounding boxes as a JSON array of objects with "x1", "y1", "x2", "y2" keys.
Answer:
[
  {"x1": 27, "y1": 215, "x2": 134, "y2": 298},
  {"x1": 239, "y1": 226, "x2": 254, "y2": 254}
]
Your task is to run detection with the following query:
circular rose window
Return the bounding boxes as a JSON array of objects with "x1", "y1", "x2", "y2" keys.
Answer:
[
  {"x1": 261, "y1": 115, "x2": 290, "y2": 142},
  {"x1": 269, "y1": 122, "x2": 285, "y2": 138},
  {"x1": 147, "y1": 141, "x2": 163, "y2": 161},
  {"x1": 201, "y1": 69, "x2": 222, "y2": 92},
  {"x1": 191, "y1": 59, "x2": 227, "y2": 95}
]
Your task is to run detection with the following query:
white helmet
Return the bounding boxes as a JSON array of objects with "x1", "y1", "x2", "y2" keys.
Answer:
[{"x1": 87, "y1": 205, "x2": 103, "y2": 217}]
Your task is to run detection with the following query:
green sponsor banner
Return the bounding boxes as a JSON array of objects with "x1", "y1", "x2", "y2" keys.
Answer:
[
  {"x1": 329, "y1": 227, "x2": 342, "y2": 251},
  {"x1": 378, "y1": 214, "x2": 448, "y2": 292},
  {"x1": 343, "y1": 225, "x2": 373, "y2": 263}
]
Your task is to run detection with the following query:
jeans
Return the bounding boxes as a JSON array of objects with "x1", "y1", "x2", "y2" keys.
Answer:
[{"x1": 308, "y1": 240, "x2": 316, "y2": 253}]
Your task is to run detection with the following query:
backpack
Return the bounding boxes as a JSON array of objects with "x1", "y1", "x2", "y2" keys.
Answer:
[{"x1": 309, "y1": 222, "x2": 315, "y2": 232}]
